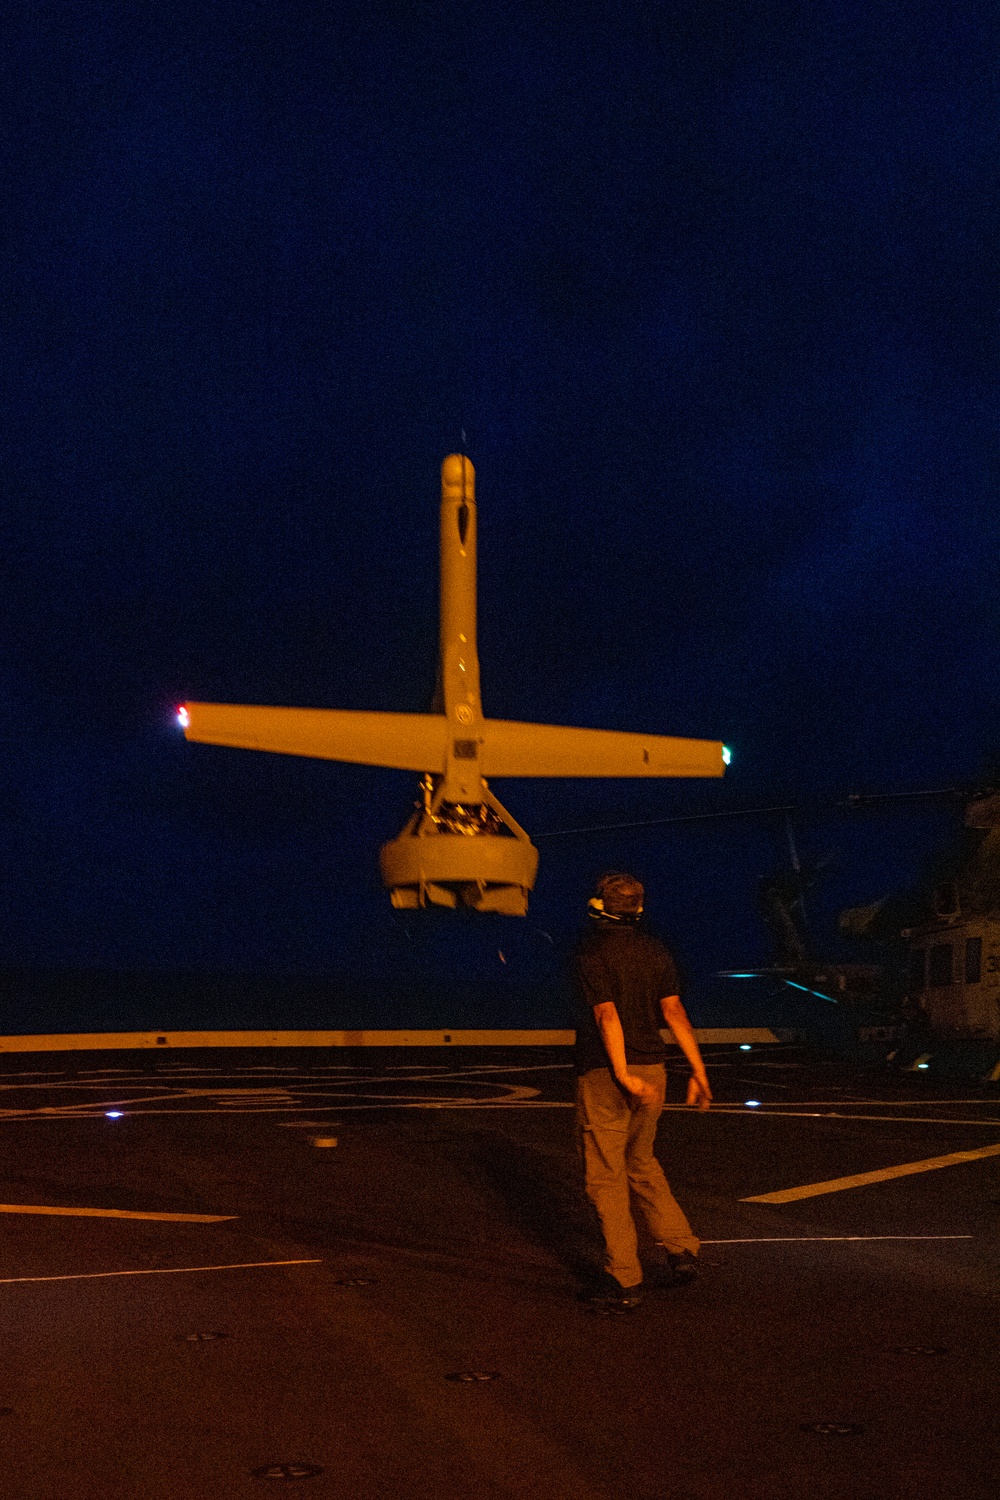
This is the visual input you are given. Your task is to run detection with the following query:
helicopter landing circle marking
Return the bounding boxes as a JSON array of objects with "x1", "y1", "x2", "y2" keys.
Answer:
[{"x1": 0, "y1": 1066, "x2": 555, "y2": 1121}]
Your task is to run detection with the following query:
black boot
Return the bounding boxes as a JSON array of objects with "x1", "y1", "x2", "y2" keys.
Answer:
[
  {"x1": 666, "y1": 1250, "x2": 699, "y2": 1284},
  {"x1": 578, "y1": 1271, "x2": 643, "y2": 1311}
]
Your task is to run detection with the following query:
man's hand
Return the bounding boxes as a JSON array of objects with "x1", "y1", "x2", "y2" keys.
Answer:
[
  {"x1": 622, "y1": 1073, "x2": 659, "y2": 1104},
  {"x1": 661, "y1": 995, "x2": 712, "y2": 1113},
  {"x1": 686, "y1": 1073, "x2": 712, "y2": 1111}
]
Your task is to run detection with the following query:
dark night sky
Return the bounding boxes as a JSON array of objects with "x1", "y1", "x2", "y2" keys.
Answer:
[{"x1": 1, "y1": 1, "x2": 997, "y2": 1021}]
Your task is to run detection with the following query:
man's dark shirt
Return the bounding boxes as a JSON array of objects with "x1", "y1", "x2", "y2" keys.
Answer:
[{"x1": 572, "y1": 920, "x2": 680, "y2": 1074}]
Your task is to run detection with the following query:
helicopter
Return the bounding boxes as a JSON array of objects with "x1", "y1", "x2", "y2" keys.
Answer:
[{"x1": 718, "y1": 852, "x2": 883, "y2": 1005}]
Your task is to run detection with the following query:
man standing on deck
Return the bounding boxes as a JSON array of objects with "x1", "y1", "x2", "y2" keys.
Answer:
[{"x1": 574, "y1": 871, "x2": 712, "y2": 1309}]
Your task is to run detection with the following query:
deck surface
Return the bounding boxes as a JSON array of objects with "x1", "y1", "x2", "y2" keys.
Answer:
[{"x1": 0, "y1": 1044, "x2": 996, "y2": 1499}]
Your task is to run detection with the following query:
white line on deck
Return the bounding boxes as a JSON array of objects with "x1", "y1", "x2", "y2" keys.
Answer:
[
  {"x1": 660, "y1": 1107, "x2": 1000, "y2": 1127},
  {"x1": 713, "y1": 1099, "x2": 1000, "y2": 1107},
  {"x1": 0, "y1": 1203, "x2": 235, "y2": 1222},
  {"x1": 0, "y1": 1259, "x2": 321, "y2": 1285},
  {"x1": 742, "y1": 1142, "x2": 1000, "y2": 1203},
  {"x1": 6, "y1": 1102, "x2": 1000, "y2": 1121},
  {"x1": 702, "y1": 1236, "x2": 974, "y2": 1243},
  {"x1": 0, "y1": 1071, "x2": 66, "y2": 1077}
]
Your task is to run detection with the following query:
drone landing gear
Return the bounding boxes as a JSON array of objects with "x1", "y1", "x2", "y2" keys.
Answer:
[{"x1": 379, "y1": 778, "x2": 538, "y2": 916}]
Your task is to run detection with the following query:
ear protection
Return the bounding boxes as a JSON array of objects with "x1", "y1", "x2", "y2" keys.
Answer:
[{"x1": 587, "y1": 897, "x2": 643, "y2": 920}]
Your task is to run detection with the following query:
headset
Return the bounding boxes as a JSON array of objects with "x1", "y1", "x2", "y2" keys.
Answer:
[{"x1": 587, "y1": 897, "x2": 644, "y2": 923}]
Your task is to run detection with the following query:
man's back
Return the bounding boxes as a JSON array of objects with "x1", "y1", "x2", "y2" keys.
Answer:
[{"x1": 573, "y1": 923, "x2": 679, "y2": 1072}]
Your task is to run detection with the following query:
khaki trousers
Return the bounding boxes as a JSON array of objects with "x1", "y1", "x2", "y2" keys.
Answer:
[{"x1": 576, "y1": 1064, "x2": 699, "y2": 1288}]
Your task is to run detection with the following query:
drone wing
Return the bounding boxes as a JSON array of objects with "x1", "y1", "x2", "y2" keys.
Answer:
[
  {"x1": 181, "y1": 702, "x2": 448, "y2": 773},
  {"x1": 480, "y1": 720, "x2": 725, "y2": 778},
  {"x1": 182, "y1": 704, "x2": 724, "y2": 779}
]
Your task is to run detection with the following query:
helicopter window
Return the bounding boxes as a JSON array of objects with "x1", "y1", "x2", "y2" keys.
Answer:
[
  {"x1": 908, "y1": 949, "x2": 927, "y2": 992},
  {"x1": 933, "y1": 882, "x2": 960, "y2": 916},
  {"x1": 928, "y1": 943, "x2": 953, "y2": 987},
  {"x1": 965, "y1": 937, "x2": 982, "y2": 985}
]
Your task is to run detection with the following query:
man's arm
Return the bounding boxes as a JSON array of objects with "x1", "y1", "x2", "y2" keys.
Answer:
[
  {"x1": 660, "y1": 994, "x2": 712, "y2": 1110},
  {"x1": 591, "y1": 1002, "x2": 658, "y2": 1102}
]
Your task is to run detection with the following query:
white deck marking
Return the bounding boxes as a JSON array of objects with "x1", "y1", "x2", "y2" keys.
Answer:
[
  {"x1": 742, "y1": 1142, "x2": 1000, "y2": 1203},
  {"x1": 703, "y1": 1236, "x2": 974, "y2": 1243},
  {"x1": 278, "y1": 1121, "x2": 344, "y2": 1127},
  {"x1": 0, "y1": 1066, "x2": 995, "y2": 1123},
  {"x1": 661, "y1": 1106, "x2": 1000, "y2": 1126},
  {"x1": 410, "y1": 1101, "x2": 573, "y2": 1109},
  {"x1": 0, "y1": 1259, "x2": 321, "y2": 1285},
  {"x1": 719, "y1": 1098, "x2": 1000, "y2": 1107},
  {"x1": 0, "y1": 1103, "x2": 579, "y2": 1118},
  {"x1": 0, "y1": 1203, "x2": 235, "y2": 1222},
  {"x1": 0, "y1": 1072, "x2": 551, "y2": 1119},
  {"x1": 5, "y1": 1099, "x2": 1000, "y2": 1120}
]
